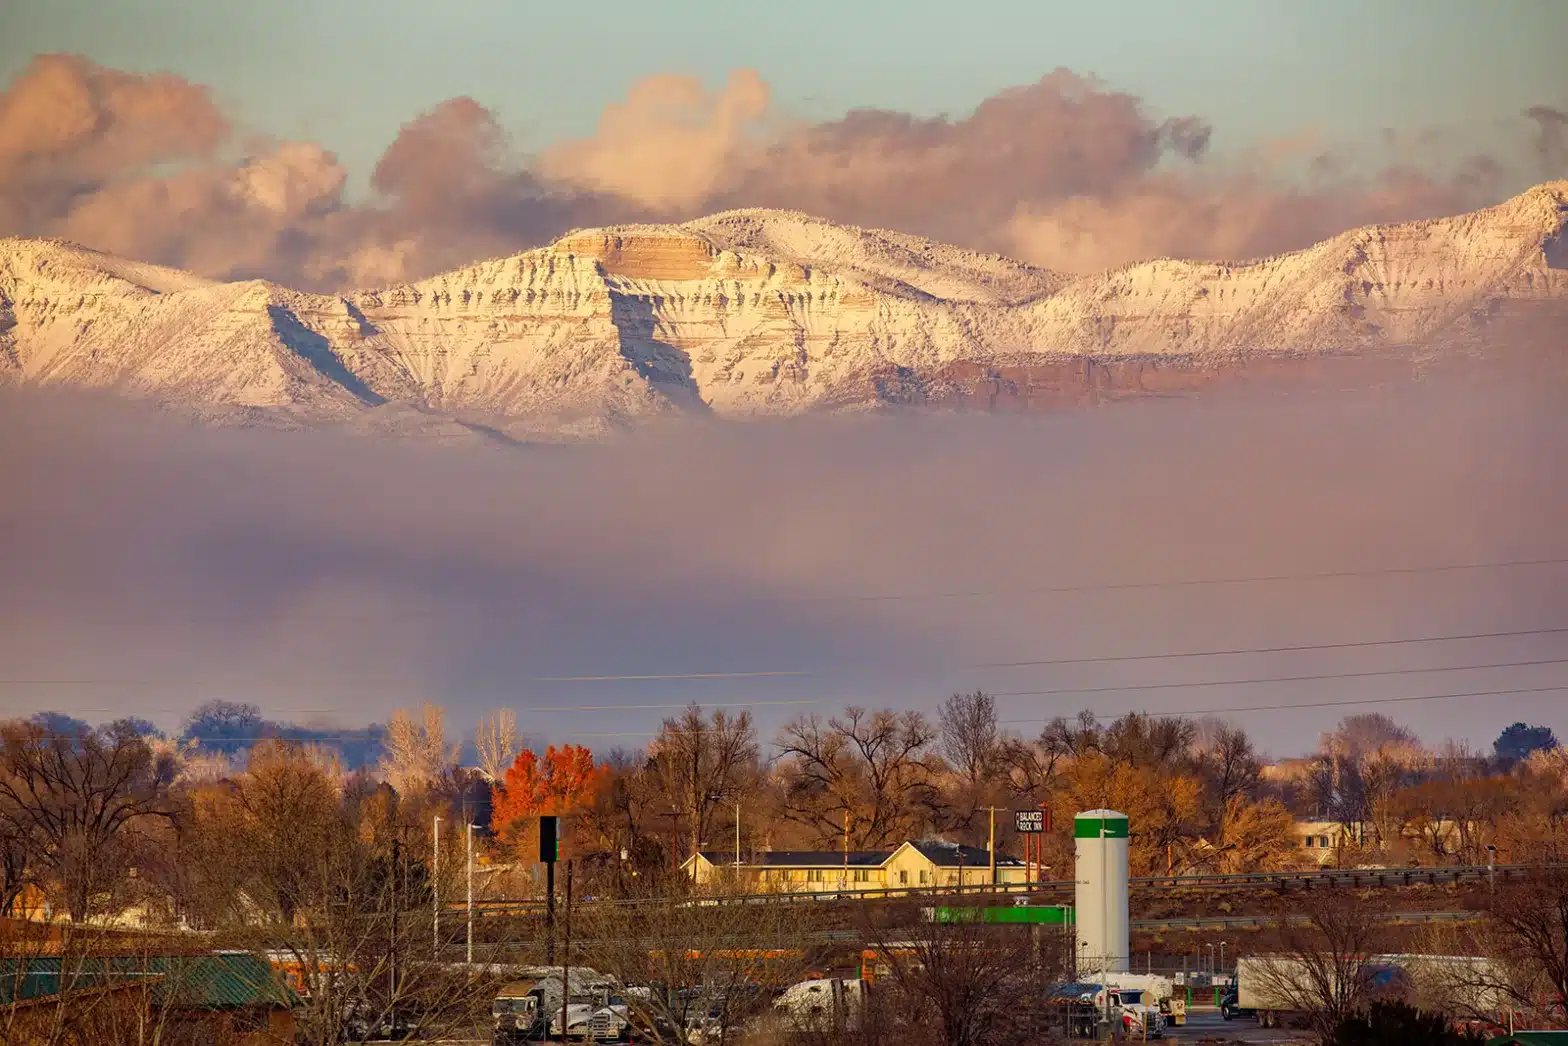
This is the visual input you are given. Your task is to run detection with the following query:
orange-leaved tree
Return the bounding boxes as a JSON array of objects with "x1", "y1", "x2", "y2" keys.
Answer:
[{"x1": 492, "y1": 745, "x2": 605, "y2": 856}]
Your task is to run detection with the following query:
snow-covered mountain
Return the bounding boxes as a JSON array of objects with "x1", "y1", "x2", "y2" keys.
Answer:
[{"x1": 2, "y1": 182, "x2": 1565, "y2": 438}]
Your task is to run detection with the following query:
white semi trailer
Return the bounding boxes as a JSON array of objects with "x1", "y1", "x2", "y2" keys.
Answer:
[{"x1": 1236, "y1": 954, "x2": 1510, "y2": 1030}]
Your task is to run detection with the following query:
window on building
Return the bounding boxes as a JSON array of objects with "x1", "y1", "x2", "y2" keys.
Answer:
[
  {"x1": 918, "y1": 870, "x2": 928, "y2": 884},
  {"x1": 899, "y1": 870, "x2": 908, "y2": 885}
]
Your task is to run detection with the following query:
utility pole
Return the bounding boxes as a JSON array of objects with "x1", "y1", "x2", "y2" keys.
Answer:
[
  {"x1": 982, "y1": 806, "x2": 1002, "y2": 885},
  {"x1": 841, "y1": 809, "x2": 849, "y2": 891},
  {"x1": 390, "y1": 833, "x2": 400, "y2": 1001},
  {"x1": 466, "y1": 821, "x2": 475, "y2": 964},
  {"x1": 734, "y1": 800, "x2": 742, "y2": 870},
  {"x1": 432, "y1": 815, "x2": 441, "y2": 953},
  {"x1": 561, "y1": 859, "x2": 573, "y2": 1042},
  {"x1": 543, "y1": 815, "x2": 559, "y2": 965},
  {"x1": 546, "y1": 863, "x2": 556, "y2": 963},
  {"x1": 663, "y1": 809, "x2": 680, "y2": 877}
]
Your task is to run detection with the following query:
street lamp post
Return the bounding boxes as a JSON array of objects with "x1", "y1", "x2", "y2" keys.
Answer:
[
  {"x1": 432, "y1": 815, "x2": 441, "y2": 953},
  {"x1": 466, "y1": 821, "x2": 475, "y2": 964},
  {"x1": 1219, "y1": 942, "x2": 1227, "y2": 978},
  {"x1": 1207, "y1": 943, "x2": 1215, "y2": 976}
]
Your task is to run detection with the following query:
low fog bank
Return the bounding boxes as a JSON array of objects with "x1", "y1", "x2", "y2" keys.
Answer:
[{"x1": 0, "y1": 374, "x2": 1564, "y2": 756}]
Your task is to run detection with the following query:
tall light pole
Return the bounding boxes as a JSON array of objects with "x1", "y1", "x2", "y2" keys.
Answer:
[
  {"x1": 1207, "y1": 943, "x2": 1215, "y2": 976},
  {"x1": 982, "y1": 806, "x2": 1002, "y2": 885},
  {"x1": 466, "y1": 821, "x2": 475, "y2": 964},
  {"x1": 841, "y1": 809, "x2": 849, "y2": 891},
  {"x1": 1219, "y1": 941, "x2": 1227, "y2": 978},
  {"x1": 734, "y1": 800, "x2": 742, "y2": 870},
  {"x1": 1102, "y1": 822, "x2": 1110, "y2": 978},
  {"x1": 432, "y1": 815, "x2": 441, "y2": 953}
]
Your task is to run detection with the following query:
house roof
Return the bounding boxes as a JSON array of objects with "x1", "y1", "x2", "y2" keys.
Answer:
[
  {"x1": 694, "y1": 850, "x2": 892, "y2": 868},
  {"x1": 0, "y1": 953, "x2": 299, "y2": 1009},
  {"x1": 689, "y1": 840, "x2": 1023, "y2": 869},
  {"x1": 904, "y1": 841, "x2": 1025, "y2": 868}
]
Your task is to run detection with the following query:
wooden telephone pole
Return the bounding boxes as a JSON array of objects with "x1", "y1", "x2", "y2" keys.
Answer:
[{"x1": 982, "y1": 806, "x2": 1005, "y2": 884}]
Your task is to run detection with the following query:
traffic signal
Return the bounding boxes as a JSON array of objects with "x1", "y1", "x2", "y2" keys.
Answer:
[{"x1": 539, "y1": 815, "x2": 560, "y2": 864}]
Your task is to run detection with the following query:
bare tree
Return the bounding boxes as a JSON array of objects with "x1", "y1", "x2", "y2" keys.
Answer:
[
  {"x1": 1252, "y1": 890, "x2": 1394, "y2": 1042},
  {"x1": 1474, "y1": 861, "x2": 1568, "y2": 1026},
  {"x1": 188, "y1": 739, "x2": 345, "y2": 926},
  {"x1": 574, "y1": 878, "x2": 811, "y2": 1046},
  {"x1": 1039, "y1": 710, "x2": 1102, "y2": 761},
  {"x1": 1323, "y1": 714, "x2": 1419, "y2": 762},
  {"x1": 938, "y1": 692, "x2": 1000, "y2": 792},
  {"x1": 0, "y1": 922, "x2": 264, "y2": 1046},
  {"x1": 775, "y1": 707, "x2": 939, "y2": 848},
  {"x1": 937, "y1": 693, "x2": 1001, "y2": 835},
  {"x1": 646, "y1": 705, "x2": 759, "y2": 858},
  {"x1": 998, "y1": 732, "x2": 1063, "y2": 806},
  {"x1": 380, "y1": 703, "x2": 456, "y2": 796},
  {"x1": 1309, "y1": 714, "x2": 1429, "y2": 851},
  {"x1": 1101, "y1": 712, "x2": 1198, "y2": 771},
  {"x1": 1194, "y1": 719, "x2": 1262, "y2": 833},
  {"x1": 475, "y1": 709, "x2": 520, "y2": 783},
  {"x1": 861, "y1": 900, "x2": 1056, "y2": 1046},
  {"x1": 188, "y1": 742, "x2": 498, "y2": 1045},
  {"x1": 0, "y1": 813, "x2": 29, "y2": 916},
  {"x1": 0, "y1": 718, "x2": 178, "y2": 921}
]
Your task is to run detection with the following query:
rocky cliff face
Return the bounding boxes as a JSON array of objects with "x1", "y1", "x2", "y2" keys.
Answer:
[{"x1": 2, "y1": 183, "x2": 1565, "y2": 437}]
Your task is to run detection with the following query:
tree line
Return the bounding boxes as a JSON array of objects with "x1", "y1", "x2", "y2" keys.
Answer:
[
  {"x1": 0, "y1": 698, "x2": 1563, "y2": 1043},
  {"x1": 7, "y1": 693, "x2": 1560, "y2": 923}
]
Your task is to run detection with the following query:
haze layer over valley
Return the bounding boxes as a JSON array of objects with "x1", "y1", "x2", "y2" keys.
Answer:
[
  {"x1": 2, "y1": 183, "x2": 1565, "y2": 440},
  {"x1": 2, "y1": 366, "x2": 1564, "y2": 753}
]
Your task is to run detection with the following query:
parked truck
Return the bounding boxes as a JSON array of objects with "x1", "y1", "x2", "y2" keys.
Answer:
[
  {"x1": 1048, "y1": 983, "x2": 1166, "y2": 1038},
  {"x1": 1235, "y1": 954, "x2": 1509, "y2": 1030},
  {"x1": 1103, "y1": 973, "x2": 1184, "y2": 1026},
  {"x1": 492, "y1": 980, "x2": 546, "y2": 1045},
  {"x1": 772, "y1": 977, "x2": 866, "y2": 1033}
]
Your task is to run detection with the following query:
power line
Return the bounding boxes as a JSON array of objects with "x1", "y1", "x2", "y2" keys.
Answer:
[
  {"x1": 2, "y1": 624, "x2": 1565, "y2": 688},
  {"x1": 11, "y1": 655, "x2": 1568, "y2": 724},
  {"x1": 19, "y1": 654, "x2": 1568, "y2": 715},
  {"x1": 990, "y1": 656, "x2": 1568, "y2": 700},
  {"x1": 570, "y1": 684, "x2": 1568, "y2": 738},
  {"x1": 815, "y1": 555, "x2": 1568, "y2": 605},
  {"x1": 997, "y1": 683, "x2": 1568, "y2": 725},
  {"x1": 974, "y1": 625, "x2": 1568, "y2": 670},
  {"x1": 530, "y1": 671, "x2": 809, "y2": 683},
  {"x1": 18, "y1": 553, "x2": 1568, "y2": 627}
]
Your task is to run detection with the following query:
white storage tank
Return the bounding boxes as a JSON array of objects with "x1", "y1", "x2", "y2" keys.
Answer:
[{"x1": 1074, "y1": 809, "x2": 1129, "y2": 977}]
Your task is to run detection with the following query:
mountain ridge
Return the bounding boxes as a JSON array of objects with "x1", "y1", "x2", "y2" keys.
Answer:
[{"x1": 2, "y1": 182, "x2": 1565, "y2": 439}]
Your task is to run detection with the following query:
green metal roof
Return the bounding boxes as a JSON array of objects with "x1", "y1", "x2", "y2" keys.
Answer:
[{"x1": 0, "y1": 953, "x2": 298, "y2": 1009}]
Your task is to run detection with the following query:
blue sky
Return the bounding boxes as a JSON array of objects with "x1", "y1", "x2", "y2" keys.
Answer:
[{"x1": 6, "y1": 0, "x2": 1564, "y2": 189}]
